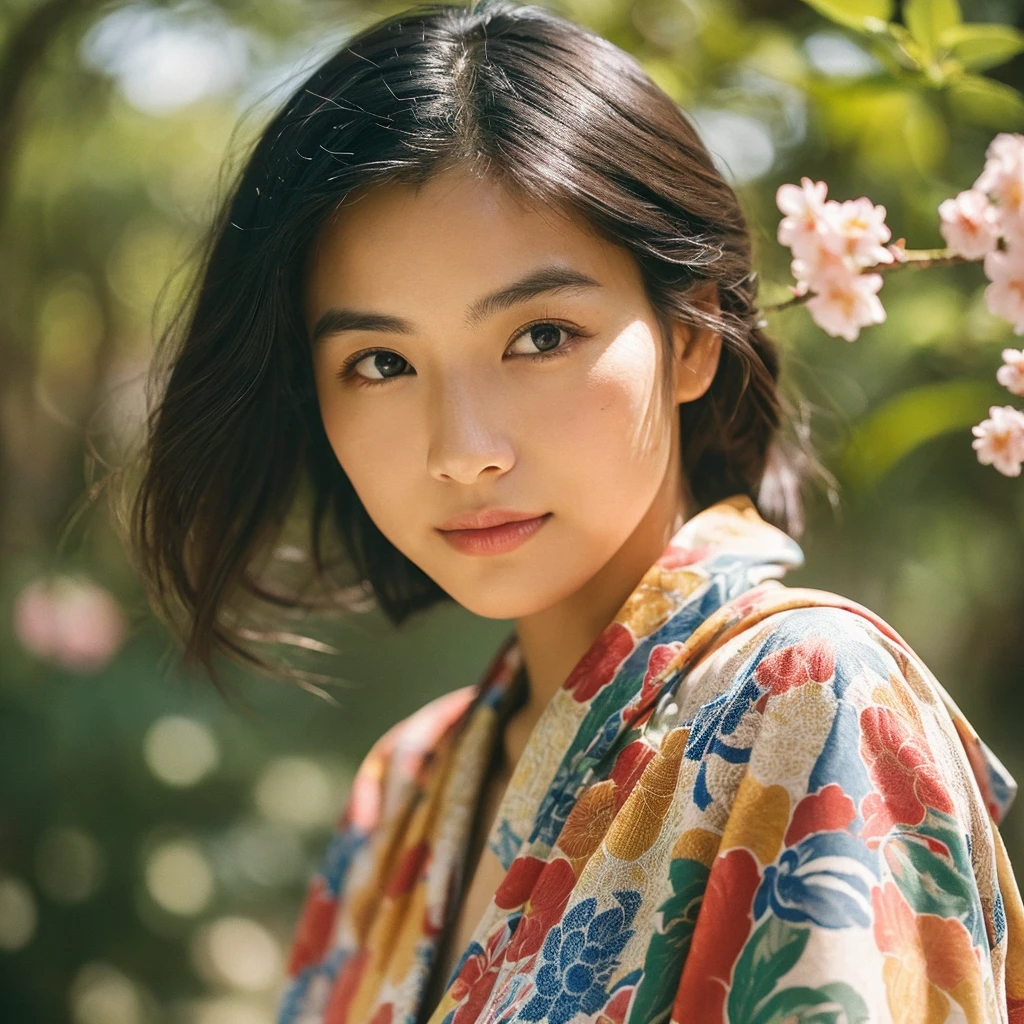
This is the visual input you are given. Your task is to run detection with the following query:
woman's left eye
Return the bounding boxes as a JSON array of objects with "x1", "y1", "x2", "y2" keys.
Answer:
[{"x1": 506, "y1": 322, "x2": 585, "y2": 359}]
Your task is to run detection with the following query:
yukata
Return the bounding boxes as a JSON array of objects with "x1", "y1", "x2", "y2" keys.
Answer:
[{"x1": 276, "y1": 492, "x2": 1024, "y2": 1024}]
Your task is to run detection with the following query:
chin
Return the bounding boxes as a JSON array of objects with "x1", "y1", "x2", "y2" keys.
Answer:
[
  {"x1": 441, "y1": 567, "x2": 589, "y2": 620},
  {"x1": 447, "y1": 588, "x2": 551, "y2": 620}
]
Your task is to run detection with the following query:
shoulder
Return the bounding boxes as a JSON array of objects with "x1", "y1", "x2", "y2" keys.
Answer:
[
  {"x1": 692, "y1": 588, "x2": 926, "y2": 702},
  {"x1": 669, "y1": 587, "x2": 1017, "y2": 827}
]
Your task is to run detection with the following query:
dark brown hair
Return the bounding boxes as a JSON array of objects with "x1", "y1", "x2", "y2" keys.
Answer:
[{"x1": 126, "y1": 0, "x2": 832, "y2": 681}]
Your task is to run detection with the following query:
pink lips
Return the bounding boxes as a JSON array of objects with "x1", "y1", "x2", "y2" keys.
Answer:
[{"x1": 436, "y1": 509, "x2": 552, "y2": 556}]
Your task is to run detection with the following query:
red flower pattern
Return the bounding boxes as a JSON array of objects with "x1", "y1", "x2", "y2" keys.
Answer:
[
  {"x1": 872, "y1": 881, "x2": 979, "y2": 994},
  {"x1": 276, "y1": 499, "x2": 1023, "y2": 1024},
  {"x1": 494, "y1": 855, "x2": 546, "y2": 911},
  {"x1": 387, "y1": 841, "x2": 429, "y2": 897},
  {"x1": 448, "y1": 914, "x2": 518, "y2": 1024},
  {"x1": 754, "y1": 635, "x2": 836, "y2": 695},
  {"x1": 671, "y1": 847, "x2": 762, "y2": 1022},
  {"x1": 607, "y1": 740, "x2": 655, "y2": 812},
  {"x1": 859, "y1": 705, "x2": 955, "y2": 838},
  {"x1": 563, "y1": 622, "x2": 634, "y2": 702},
  {"x1": 657, "y1": 543, "x2": 712, "y2": 570},
  {"x1": 323, "y1": 948, "x2": 369, "y2": 1024},
  {"x1": 784, "y1": 782, "x2": 858, "y2": 847},
  {"x1": 287, "y1": 875, "x2": 336, "y2": 974},
  {"x1": 505, "y1": 857, "x2": 576, "y2": 962}
]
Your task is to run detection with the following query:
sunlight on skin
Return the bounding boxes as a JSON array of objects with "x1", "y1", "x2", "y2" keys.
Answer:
[{"x1": 303, "y1": 164, "x2": 722, "y2": 746}]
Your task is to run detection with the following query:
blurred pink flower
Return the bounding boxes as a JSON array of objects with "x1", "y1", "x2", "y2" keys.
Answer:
[
  {"x1": 777, "y1": 179, "x2": 895, "y2": 341},
  {"x1": 938, "y1": 189, "x2": 1001, "y2": 260},
  {"x1": 821, "y1": 196, "x2": 895, "y2": 268},
  {"x1": 971, "y1": 405, "x2": 1024, "y2": 477},
  {"x1": 974, "y1": 132, "x2": 1024, "y2": 244},
  {"x1": 790, "y1": 238, "x2": 857, "y2": 290},
  {"x1": 804, "y1": 271, "x2": 887, "y2": 342},
  {"x1": 983, "y1": 244, "x2": 1024, "y2": 335},
  {"x1": 776, "y1": 137, "x2": 1024, "y2": 479},
  {"x1": 13, "y1": 577, "x2": 126, "y2": 673},
  {"x1": 997, "y1": 348, "x2": 1024, "y2": 397},
  {"x1": 776, "y1": 177, "x2": 830, "y2": 260}
]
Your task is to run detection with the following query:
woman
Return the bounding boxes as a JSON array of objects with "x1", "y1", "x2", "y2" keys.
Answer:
[{"x1": 125, "y1": 1, "x2": 1024, "y2": 1022}]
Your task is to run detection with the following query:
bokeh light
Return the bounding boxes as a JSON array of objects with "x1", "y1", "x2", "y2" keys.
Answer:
[
  {"x1": 143, "y1": 715, "x2": 220, "y2": 787},
  {"x1": 0, "y1": 875, "x2": 37, "y2": 951},
  {"x1": 80, "y1": 4, "x2": 251, "y2": 116},
  {"x1": 186, "y1": 995, "x2": 275, "y2": 1024},
  {"x1": 12, "y1": 576, "x2": 126, "y2": 673},
  {"x1": 690, "y1": 108, "x2": 776, "y2": 185},
  {"x1": 69, "y1": 962, "x2": 151, "y2": 1024},
  {"x1": 144, "y1": 838, "x2": 215, "y2": 916},
  {"x1": 190, "y1": 916, "x2": 282, "y2": 992},
  {"x1": 253, "y1": 757, "x2": 338, "y2": 831}
]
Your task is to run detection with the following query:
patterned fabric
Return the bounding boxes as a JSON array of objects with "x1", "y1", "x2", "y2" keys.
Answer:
[{"x1": 277, "y1": 493, "x2": 1024, "y2": 1024}]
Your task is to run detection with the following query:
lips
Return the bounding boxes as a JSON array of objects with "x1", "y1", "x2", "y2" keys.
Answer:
[
  {"x1": 436, "y1": 511, "x2": 553, "y2": 556},
  {"x1": 437, "y1": 508, "x2": 548, "y2": 531}
]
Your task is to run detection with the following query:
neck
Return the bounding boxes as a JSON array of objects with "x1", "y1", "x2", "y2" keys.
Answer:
[{"x1": 505, "y1": 449, "x2": 691, "y2": 769}]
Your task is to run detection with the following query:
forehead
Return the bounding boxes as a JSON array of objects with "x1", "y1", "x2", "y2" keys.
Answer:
[{"x1": 303, "y1": 166, "x2": 640, "y2": 313}]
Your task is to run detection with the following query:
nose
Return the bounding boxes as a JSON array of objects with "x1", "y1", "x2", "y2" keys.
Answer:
[{"x1": 426, "y1": 374, "x2": 515, "y2": 484}]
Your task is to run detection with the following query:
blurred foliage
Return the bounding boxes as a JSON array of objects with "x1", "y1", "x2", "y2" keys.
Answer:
[{"x1": 1, "y1": 0, "x2": 1024, "y2": 1021}]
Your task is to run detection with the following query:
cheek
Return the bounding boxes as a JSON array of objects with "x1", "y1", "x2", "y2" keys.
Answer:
[
  {"x1": 530, "y1": 327, "x2": 669, "y2": 472},
  {"x1": 316, "y1": 386, "x2": 422, "y2": 520}
]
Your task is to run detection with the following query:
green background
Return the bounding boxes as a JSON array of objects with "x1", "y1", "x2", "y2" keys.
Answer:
[{"x1": 1, "y1": 0, "x2": 1023, "y2": 1020}]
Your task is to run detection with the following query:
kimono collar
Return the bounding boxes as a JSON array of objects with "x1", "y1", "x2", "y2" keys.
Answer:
[
  {"x1": 472, "y1": 492, "x2": 806, "y2": 870},
  {"x1": 483, "y1": 491, "x2": 805, "y2": 712}
]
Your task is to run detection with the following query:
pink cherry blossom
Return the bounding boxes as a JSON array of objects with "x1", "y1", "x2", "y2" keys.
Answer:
[
  {"x1": 997, "y1": 348, "x2": 1024, "y2": 397},
  {"x1": 790, "y1": 242, "x2": 857, "y2": 290},
  {"x1": 982, "y1": 244, "x2": 1024, "y2": 334},
  {"x1": 13, "y1": 577, "x2": 127, "y2": 673},
  {"x1": 974, "y1": 133, "x2": 1024, "y2": 243},
  {"x1": 804, "y1": 271, "x2": 886, "y2": 342},
  {"x1": 971, "y1": 405, "x2": 1024, "y2": 477},
  {"x1": 820, "y1": 196, "x2": 895, "y2": 268},
  {"x1": 938, "y1": 189, "x2": 1001, "y2": 260},
  {"x1": 776, "y1": 177, "x2": 830, "y2": 261},
  {"x1": 777, "y1": 179, "x2": 895, "y2": 341}
]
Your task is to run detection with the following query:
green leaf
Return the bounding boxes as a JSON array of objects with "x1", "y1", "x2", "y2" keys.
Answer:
[
  {"x1": 751, "y1": 980, "x2": 872, "y2": 1023},
  {"x1": 800, "y1": 0, "x2": 894, "y2": 33},
  {"x1": 727, "y1": 917, "x2": 810, "y2": 1022},
  {"x1": 886, "y1": 835, "x2": 986, "y2": 947},
  {"x1": 905, "y1": 807, "x2": 973, "y2": 878},
  {"x1": 939, "y1": 23, "x2": 1024, "y2": 71},
  {"x1": 839, "y1": 380, "x2": 1007, "y2": 490},
  {"x1": 883, "y1": 22, "x2": 930, "y2": 68},
  {"x1": 947, "y1": 73, "x2": 1024, "y2": 128},
  {"x1": 904, "y1": 0, "x2": 962, "y2": 58},
  {"x1": 631, "y1": 858, "x2": 709, "y2": 1024},
  {"x1": 818, "y1": 983, "x2": 873, "y2": 1024}
]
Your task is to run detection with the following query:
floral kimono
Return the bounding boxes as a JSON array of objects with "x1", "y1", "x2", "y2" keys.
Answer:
[{"x1": 277, "y1": 493, "x2": 1024, "y2": 1024}]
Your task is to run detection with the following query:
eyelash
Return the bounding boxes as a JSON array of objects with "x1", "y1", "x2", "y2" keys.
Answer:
[{"x1": 335, "y1": 320, "x2": 592, "y2": 387}]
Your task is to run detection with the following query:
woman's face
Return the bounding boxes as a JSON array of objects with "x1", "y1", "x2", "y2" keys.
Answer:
[{"x1": 305, "y1": 166, "x2": 720, "y2": 619}]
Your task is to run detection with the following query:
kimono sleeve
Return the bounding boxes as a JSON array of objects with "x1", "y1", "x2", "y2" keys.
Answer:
[
  {"x1": 282, "y1": 686, "x2": 477, "y2": 984},
  {"x1": 665, "y1": 605, "x2": 1024, "y2": 1024}
]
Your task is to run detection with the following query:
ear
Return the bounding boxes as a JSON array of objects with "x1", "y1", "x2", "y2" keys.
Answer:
[{"x1": 669, "y1": 280, "x2": 723, "y2": 405}]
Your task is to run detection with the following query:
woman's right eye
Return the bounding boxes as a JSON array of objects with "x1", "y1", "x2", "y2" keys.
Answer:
[{"x1": 340, "y1": 350, "x2": 413, "y2": 383}]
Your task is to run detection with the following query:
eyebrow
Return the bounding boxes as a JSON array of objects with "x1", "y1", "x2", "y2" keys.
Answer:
[{"x1": 309, "y1": 264, "x2": 603, "y2": 345}]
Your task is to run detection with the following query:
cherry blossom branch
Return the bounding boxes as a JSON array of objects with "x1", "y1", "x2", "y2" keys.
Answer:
[
  {"x1": 764, "y1": 133, "x2": 1024, "y2": 477},
  {"x1": 762, "y1": 246, "x2": 973, "y2": 314}
]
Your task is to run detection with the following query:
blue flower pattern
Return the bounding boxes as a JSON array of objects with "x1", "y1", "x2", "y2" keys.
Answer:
[
  {"x1": 519, "y1": 890, "x2": 640, "y2": 1024},
  {"x1": 754, "y1": 830, "x2": 879, "y2": 928}
]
